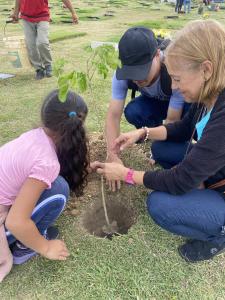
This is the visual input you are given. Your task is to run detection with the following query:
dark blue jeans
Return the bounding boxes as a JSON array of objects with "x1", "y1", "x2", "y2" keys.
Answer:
[
  {"x1": 124, "y1": 94, "x2": 190, "y2": 129},
  {"x1": 147, "y1": 189, "x2": 225, "y2": 245},
  {"x1": 124, "y1": 94, "x2": 169, "y2": 128},
  {"x1": 151, "y1": 140, "x2": 190, "y2": 169},
  {"x1": 6, "y1": 176, "x2": 69, "y2": 245},
  {"x1": 147, "y1": 141, "x2": 225, "y2": 245}
]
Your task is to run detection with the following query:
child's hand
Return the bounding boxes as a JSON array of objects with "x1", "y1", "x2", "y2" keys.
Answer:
[{"x1": 43, "y1": 240, "x2": 69, "y2": 261}]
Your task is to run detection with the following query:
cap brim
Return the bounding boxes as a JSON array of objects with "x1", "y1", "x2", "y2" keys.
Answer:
[{"x1": 116, "y1": 61, "x2": 152, "y2": 81}]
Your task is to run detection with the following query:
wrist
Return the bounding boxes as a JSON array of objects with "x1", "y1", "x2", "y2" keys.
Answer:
[
  {"x1": 139, "y1": 128, "x2": 146, "y2": 139},
  {"x1": 124, "y1": 168, "x2": 135, "y2": 185},
  {"x1": 38, "y1": 239, "x2": 49, "y2": 256},
  {"x1": 141, "y1": 127, "x2": 150, "y2": 141},
  {"x1": 107, "y1": 151, "x2": 119, "y2": 160}
]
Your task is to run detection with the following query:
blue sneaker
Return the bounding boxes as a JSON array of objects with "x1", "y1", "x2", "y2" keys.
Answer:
[
  {"x1": 35, "y1": 68, "x2": 45, "y2": 80},
  {"x1": 12, "y1": 226, "x2": 59, "y2": 265},
  {"x1": 45, "y1": 64, "x2": 52, "y2": 77}
]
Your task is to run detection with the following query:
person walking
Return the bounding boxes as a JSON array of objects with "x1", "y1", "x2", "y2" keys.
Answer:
[{"x1": 11, "y1": 0, "x2": 78, "y2": 79}]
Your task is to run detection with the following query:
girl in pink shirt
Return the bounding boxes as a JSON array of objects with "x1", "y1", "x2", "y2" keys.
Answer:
[{"x1": 0, "y1": 89, "x2": 89, "y2": 282}]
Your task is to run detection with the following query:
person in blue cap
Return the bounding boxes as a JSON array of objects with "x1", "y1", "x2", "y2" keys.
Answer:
[{"x1": 105, "y1": 26, "x2": 188, "y2": 191}]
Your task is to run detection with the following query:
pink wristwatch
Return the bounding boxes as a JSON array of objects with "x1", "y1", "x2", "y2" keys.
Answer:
[{"x1": 125, "y1": 168, "x2": 135, "y2": 185}]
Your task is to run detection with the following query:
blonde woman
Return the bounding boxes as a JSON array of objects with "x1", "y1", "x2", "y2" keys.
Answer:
[{"x1": 93, "y1": 20, "x2": 225, "y2": 263}]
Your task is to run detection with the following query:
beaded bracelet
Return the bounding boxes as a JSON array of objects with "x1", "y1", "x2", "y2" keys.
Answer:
[{"x1": 142, "y1": 126, "x2": 150, "y2": 142}]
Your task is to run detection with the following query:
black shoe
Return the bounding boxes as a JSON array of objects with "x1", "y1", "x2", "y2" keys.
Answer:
[
  {"x1": 178, "y1": 239, "x2": 225, "y2": 263},
  {"x1": 45, "y1": 225, "x2": 59, "y2": 240},
  {"x1": 12, "y1": 226, "x2": 59, "y2": 265},
  {"x1": 45, "y1": 65, "x2": 52, "y2": 77},
  {"x1": 36, "y1": 68, "x2": 45, "y2": 80}
]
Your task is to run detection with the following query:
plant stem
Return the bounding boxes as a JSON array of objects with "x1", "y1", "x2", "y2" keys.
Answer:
[
  {"x1": 101, "y1": 175, "x2": 110, "y2": 226},
  {"x1": 88, "y1": 80, "x2": 103, "y2": 131}
]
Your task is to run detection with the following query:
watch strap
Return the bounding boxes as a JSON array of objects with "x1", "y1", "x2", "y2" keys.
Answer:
[{"x1": 125, "y1": 168, "x2": 135, "y2": 185}]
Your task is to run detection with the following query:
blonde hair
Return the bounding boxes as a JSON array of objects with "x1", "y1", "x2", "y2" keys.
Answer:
[{"x1": 165, "y1": 20, "x2": 225, "y2": 103}]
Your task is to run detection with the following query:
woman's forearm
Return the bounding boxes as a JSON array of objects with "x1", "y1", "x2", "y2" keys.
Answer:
[
  {"x1": 148, "y1": 125, "x2": 167, "y2": 141},
  {"x1": 133, "y1": 171, "x2": 145, "y2": 185}
]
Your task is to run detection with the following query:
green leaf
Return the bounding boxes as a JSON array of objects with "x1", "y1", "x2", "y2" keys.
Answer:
[
  {"x1": 70, "y1": 72, "x2": 77, "y2": 89},
  {"x1": 53, "y1": 58, "x2": 67, "y2": 77},
  {"x1": 67, "y1": 71, "x2": 76, "y2": 80},
  {"x1": 97, "y1": 62, "x2": 108, "y2": 79},
  {"x1": 58, "y1": 83, "x2": 69, "y2": 102},
  {"x1": 77, "y1": 72, "x2": 87, "y2": 92},
  {"x1": 105, "y1": 53, "x2": 119, "y2": 69}
]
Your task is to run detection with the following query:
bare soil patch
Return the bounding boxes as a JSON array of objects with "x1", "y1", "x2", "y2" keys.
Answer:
[{"x1": 65, "y1": 133, "x2": 149, "y2": 239}]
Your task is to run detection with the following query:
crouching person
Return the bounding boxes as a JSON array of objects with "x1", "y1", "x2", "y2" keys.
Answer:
[
  {"x1": 0, "y1": 89, "x2": 89, "y2": 281},
  {"x1": 93, "y1": 20, "x2": 225, "y2": 263}
]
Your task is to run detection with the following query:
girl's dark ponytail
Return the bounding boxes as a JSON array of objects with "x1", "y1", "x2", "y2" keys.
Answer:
[
  {"x1": 57, "y1": 116, "x2": 89, "y2": 196},
  {"x1": 41, "y1": 90, "x2": 89, "y2": 196}
]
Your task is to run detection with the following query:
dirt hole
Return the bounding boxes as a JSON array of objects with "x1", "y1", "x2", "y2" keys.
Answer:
[{"x1": 82, "y1": 197, "x2": 137, "y2": 239}]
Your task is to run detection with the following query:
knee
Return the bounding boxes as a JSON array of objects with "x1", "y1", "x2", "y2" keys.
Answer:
[
  {"x1": 124, "y1": 102, "x2": 139, "y2": 125},
  {"x1": 37, "y1": 38, "x2": 49, "y2": 48},
  {"x1": 151, "y1": 141, "x2": 164, "y2": 161},
  {"x1": 146, "y1": 191, "x2": 170, "y2": 225},
  {"x1": 52, "y1": 176, "x2": 70, "y2": 201}
]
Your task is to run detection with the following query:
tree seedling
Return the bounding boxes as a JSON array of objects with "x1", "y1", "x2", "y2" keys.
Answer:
[
  {"x1": 101, "y1": 175, "x2": 118, "y2": 239},
  {"x1": 54, "y1": 44, "x2": 120, "y2": 237}
]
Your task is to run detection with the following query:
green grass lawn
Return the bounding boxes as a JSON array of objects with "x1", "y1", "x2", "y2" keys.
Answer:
[{"x1": 1, "y1": 0, "x2": 225, "y2": 299}]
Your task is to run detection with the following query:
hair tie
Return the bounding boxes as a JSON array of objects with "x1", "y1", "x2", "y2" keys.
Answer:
[{"x1": 68, "y1": 111, "x2": 77, "y2": 117}]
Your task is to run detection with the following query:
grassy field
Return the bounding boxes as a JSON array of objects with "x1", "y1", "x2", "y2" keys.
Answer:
[{"x1": 1, "y1": 0, "x2": 225, "y2": 299}]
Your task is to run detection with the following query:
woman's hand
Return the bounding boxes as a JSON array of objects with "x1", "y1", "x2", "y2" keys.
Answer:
[
  {"x1": 113, "y1": 128, "x2": 145, "y2": 152},
  {"x1": 42, "y1": 240, "x2": 69, "y2": 261},
  {"x1": 91, "y1": 161, "x2": 129, "y2": 182},
  {"x1": 105, "y1": 154, "x2": 124, "y2": 191}
]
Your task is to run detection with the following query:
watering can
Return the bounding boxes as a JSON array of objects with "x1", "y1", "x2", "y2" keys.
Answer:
[{"x1": 2, "y1": 20, "x2": 31, "y2": 69}]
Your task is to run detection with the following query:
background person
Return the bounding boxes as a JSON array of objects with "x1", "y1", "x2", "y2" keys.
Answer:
[
  {"x1": 184, "y1": 0, "x2": 191, "y2": 13},
  {"x1": 11, "y1": 0, "x2": 78, "y2": 79}
]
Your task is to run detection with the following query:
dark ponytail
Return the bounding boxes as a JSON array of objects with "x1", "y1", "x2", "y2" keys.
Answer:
[{"x1": 41, "y1": 89, "x2": 89, "y2": 196}]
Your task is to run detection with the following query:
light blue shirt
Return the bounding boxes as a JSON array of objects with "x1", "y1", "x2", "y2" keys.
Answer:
[
  {"x1": 111, "y1": 72, "x2": 185, "y2": 111},
  {"x1": 196, "y1": 109, "x2": 212, "y2": 140}
]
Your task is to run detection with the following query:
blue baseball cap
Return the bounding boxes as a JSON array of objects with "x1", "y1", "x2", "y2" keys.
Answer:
[{"x1": 116, "y1": 27, "x2": 158, "y2": 81}]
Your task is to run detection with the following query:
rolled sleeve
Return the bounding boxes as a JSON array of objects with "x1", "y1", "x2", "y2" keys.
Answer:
[
  {"x1": 169, "y1": 89, "x2": 185, "y2": 111},
  {"x1": 112, "y1": 72, "x2": 128, "y2": 100}
]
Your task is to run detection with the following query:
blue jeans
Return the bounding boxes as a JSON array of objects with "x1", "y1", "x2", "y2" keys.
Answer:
[
  {"x1": 151, "y1": 140, "x2": 190, "y2": 169},
  {"x1": 184, "y1": 0, "x2": 191, "y2": 13},
  {"x1": 6, "y1": 176, "x2": 69, "y2": 245},
  {"x1": 124, "y1": 94, "x2": 169, "y2": 128},
  {"x1": 147, "y1": 141, "x2": 225, "y2": 245},
  {"x1": 147, "y1": 189, "x2": 225, "y2": 245},
  {"x1": 124, "y1": 94, "x2": 190, "y2": 129}
]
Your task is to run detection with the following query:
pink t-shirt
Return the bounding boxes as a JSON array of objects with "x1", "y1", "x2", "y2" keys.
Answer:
[{"x1": 0, "y1": 128, "x2": 60, "y2": 206}]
